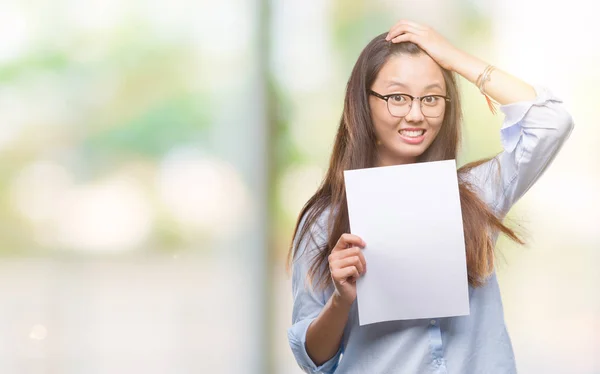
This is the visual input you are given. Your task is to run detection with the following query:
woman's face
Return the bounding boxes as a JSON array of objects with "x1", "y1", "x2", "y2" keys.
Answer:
[{"x1": 369, "y1": 53, "x2": 447, "y2": 166}]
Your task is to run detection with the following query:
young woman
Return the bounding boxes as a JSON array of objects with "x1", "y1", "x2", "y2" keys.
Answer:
[{"x1": 286, "y1": 20, "x2": 574, "y2": 374}]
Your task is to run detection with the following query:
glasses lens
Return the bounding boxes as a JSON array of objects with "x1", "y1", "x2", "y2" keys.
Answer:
[
  {"x1": 387, "y1": 95, "x2": 446, "y2": 118},
  {"x1": 387, "y1": 94, "x2": 411, "y2": 117},
  {"x1": 421, "y1": 96, "x2": 445, "y2": 118}
]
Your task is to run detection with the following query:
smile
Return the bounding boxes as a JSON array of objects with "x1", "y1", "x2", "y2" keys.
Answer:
[
  {"x1": 397, "y1": 129, "x2": 426, "y2": 144},
  {"x1": 398, "y1": 129, "x2": 426, "y2": 138}
]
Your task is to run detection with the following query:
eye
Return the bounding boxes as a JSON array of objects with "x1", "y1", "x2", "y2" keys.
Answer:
[
  {"x1": 422, "y1": 96, "x2": 440, "y2": 105},
  {"x1": 390, "y1": 94, "x2": 408, "y2": 104}
]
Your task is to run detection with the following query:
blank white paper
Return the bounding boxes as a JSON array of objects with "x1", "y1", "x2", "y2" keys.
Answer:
[{"x1": 344, "y1": 159, "x2": 470, "y2": 326}]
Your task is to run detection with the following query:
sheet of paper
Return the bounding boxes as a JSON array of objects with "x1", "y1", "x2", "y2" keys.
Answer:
[{"x1": 344, "y1": 159, "x2": 470, "y2": 326}]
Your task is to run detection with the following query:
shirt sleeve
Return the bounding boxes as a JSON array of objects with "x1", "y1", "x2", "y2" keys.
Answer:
[
  {"x1": 287, "y1": 211, "x2": 342, "y2": 374},
  {"x1": 466, "y1": 86, "x2": 574, "y2": 216}
]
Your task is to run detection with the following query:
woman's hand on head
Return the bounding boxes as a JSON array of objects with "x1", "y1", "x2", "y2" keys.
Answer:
[
  {"x1": 328, "y1": 233, "x2": 367, "y2": 308},
  {"x1": 385, "y1": 20, "x2": 464, "y2": 71}
]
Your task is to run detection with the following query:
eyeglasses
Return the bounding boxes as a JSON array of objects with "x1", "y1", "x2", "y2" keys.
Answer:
[{"x1": 368, "y1": 90, "x2": 451, "y2": 118}]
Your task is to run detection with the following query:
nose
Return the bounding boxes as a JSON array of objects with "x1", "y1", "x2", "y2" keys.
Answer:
[{"x1": 404, "y1": 98, "x2": 424, "y2": 122}]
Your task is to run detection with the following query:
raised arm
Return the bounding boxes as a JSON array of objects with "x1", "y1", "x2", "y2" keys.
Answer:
[{"x1": 386, "y1": 20, "x2": 574, "y2": 214}]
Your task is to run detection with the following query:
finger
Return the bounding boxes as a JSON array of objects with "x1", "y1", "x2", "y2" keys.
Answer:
[
  {"x1": 387, "y1": 25, "x2": 422, "y2": 40},
  {"x1": 391, "y1": 33, "x2": 417, "y2": 44},
  {"x1": 357, "y1": 250, "x2": 367, "y2": 272},
  {"x1": 329, "y1": 246, "x2": 362, "y2": 263},
  {"x1": 389, "y1": 20, "x2": 426, "y2": 34},
  {"x1": 330, "y1": 248, "x2": 367, "y2": 274},
  {"x1": 332, "y1": 255, "x2": 364, "y2": 275},
  {"x1": 386, "y1": 24, "x2": 424, "y2": 41},
  {"x1": 332, "y1": 266, "x2": 359, "y2": 282},
  {"x1": 333, "y1": 233, "x2": 366, "y2": 252}
]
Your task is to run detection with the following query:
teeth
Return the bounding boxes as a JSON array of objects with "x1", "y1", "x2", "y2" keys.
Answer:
[{"x1": 399, "y1": 130, "x2": 425, "y2": 138}]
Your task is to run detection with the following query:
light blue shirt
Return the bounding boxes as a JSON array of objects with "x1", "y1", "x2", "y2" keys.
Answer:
[{"x1": 287, "y1": 87, "x2": 574, "y2": 374}]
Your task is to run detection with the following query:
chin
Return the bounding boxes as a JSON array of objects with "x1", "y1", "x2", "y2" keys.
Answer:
[
  {"x1": 398, "y1": 149, "x2": 426, "y2": 161},
  {"x1": 395, "y1": 143, "x2": 431, "y2": 159}
]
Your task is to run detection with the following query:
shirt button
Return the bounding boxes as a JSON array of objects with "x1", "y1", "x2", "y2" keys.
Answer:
[{"x1": 430, "y1": 319, "x2": 437, "y2": 325}]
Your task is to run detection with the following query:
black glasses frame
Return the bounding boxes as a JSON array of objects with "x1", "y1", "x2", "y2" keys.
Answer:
[{"x1": 368, "y1": 90, "x2": 451, "y2": 118}]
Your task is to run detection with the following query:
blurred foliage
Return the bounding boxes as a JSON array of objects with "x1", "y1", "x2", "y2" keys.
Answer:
[
  {"x1": 0, "y1": 13, "x2": 214, "y2": 255},
  {"x1": 331, "y1": 1, "x2": 396, "y2": 74},
  {"x1": 84, "y1": 93, "x2": 209, "y2": 159},
  {"x1": 0, "y1": 50, "x2": 70, "y2": 83}
]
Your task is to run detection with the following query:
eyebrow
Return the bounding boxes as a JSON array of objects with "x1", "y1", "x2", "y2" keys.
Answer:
[{"x1": 386, "y1": 81, "x2": 444, "y2": 91}]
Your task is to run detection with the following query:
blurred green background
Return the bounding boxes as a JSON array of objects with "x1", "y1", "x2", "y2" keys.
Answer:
[{"x1": 0, "y1": 0, "x2": 598, "y2": 373}]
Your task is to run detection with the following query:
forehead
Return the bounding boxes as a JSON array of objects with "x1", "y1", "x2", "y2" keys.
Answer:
[{"x1": 373, "y1": 53, "x2": 445, "y2": 92}]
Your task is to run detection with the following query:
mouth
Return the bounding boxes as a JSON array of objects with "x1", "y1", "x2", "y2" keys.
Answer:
[{"x1": 397, "y1": 128, "x2": 426, "y2": 145}]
